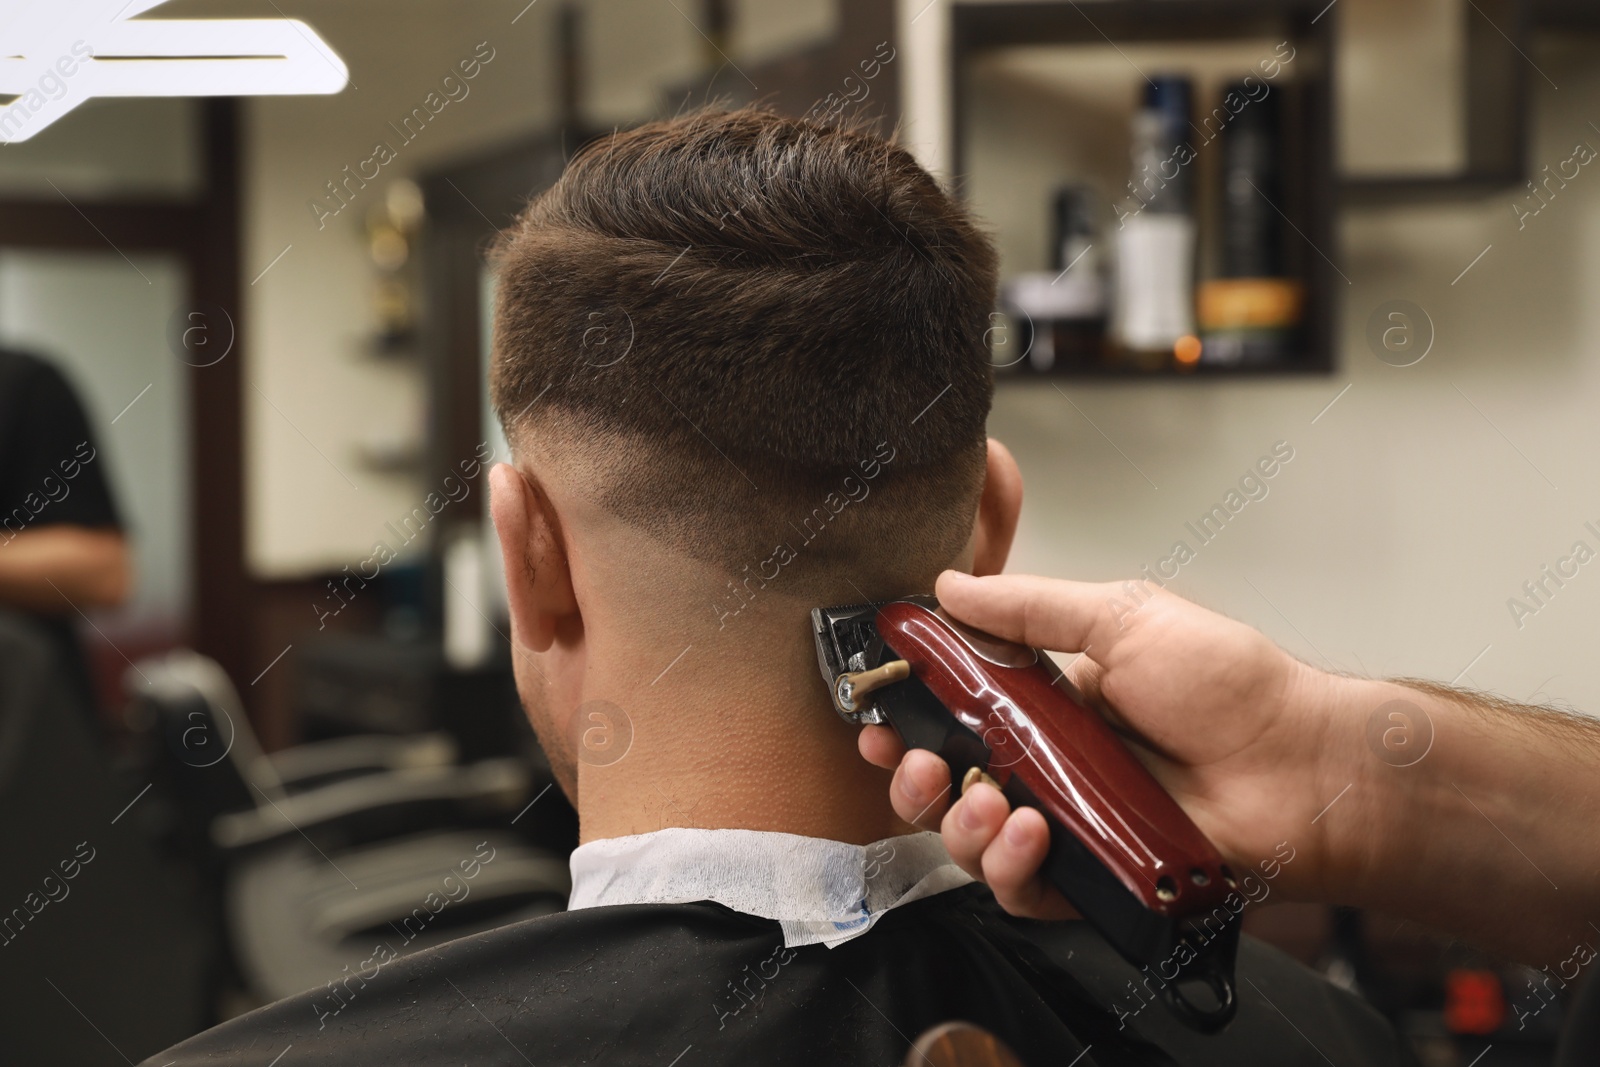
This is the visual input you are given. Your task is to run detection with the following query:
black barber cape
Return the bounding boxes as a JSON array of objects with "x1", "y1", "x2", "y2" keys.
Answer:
[{"x1": 145, "y1": 883, "x2": 1412, "y2": 1066}]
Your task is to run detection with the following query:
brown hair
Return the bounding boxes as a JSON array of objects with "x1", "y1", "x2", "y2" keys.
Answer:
[{"x1": 490, "y1": 107, "x2": 997, "y2": 587}]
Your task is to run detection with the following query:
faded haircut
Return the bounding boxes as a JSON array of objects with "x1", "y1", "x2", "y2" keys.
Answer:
[{"x1": 489, "y1": 106, "x2": 997, "y2": 586}]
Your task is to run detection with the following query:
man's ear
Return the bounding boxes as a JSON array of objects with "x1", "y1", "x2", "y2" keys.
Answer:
[
  {"x1": 488, "y1": 463, "x2": 578, "y2": 652},
  {"x1": 971, "y1": 438, "x2": 1022, "y2": 578}
]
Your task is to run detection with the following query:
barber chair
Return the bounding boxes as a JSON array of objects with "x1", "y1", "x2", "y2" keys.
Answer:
[
  {"x1": 127, "y1": 650, "x2": 571, "y2": 1003},
  {"x1": 1557, "y1": 965, "x2": 1600, "y2": 1067},
  {"x1": 0, "y1": 611, "x2": 208, "y2": 1064}
]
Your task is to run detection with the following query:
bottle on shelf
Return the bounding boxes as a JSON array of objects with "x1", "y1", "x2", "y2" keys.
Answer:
[
  {"x1": 1111, "y1": 75, "x2": 1198, "y2": 371},
  {"x1": 997, "y1": 185, "x2": 1107, "y2": 373},
  {"x1": 1198, "y1": 80, "x2": 1303, "y2": 366}
]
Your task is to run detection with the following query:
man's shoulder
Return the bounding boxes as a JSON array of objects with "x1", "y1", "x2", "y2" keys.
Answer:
[
  {"x1": 141, "y1": 888, "x2": 1413, "y2": 1067},
  {"x1": 140, "y1": 893, "x2": 1074, "y2": 1067},
  {"x1": 138, "y1": 903, "x2": 789, "y2": 1067},
  {"x1": 1007, "y1": 904, "x2": 1415, "y2": 1067}
]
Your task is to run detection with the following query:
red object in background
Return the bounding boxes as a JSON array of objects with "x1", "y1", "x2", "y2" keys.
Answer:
[{"x1": 1445, "y1": 969, "x2": 1506, "y2": 1035}]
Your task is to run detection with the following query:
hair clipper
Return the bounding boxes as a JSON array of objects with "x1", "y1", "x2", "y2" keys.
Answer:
[{"x1": 811, "y1": 594, "x2": 1241, "y2": 1032}]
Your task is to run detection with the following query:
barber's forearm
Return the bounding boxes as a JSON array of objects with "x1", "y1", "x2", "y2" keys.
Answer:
[
  {"x1": 1325, "y1": 673, "x2": 1600, "y2": 964},
  {"x1": 0, "y1": 527, "x2": 131, "y2": 611}
]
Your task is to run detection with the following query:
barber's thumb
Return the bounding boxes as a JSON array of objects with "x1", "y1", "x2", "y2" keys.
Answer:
[{"x1": 935, "y1": 571, "x2": 1102, "y2": 655}]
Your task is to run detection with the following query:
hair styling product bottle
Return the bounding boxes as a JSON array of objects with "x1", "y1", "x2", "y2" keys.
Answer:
[
  {"x1": 1198, "y1": 80, "x2": 1303, "y2": 366},
  {"x1": 998, "y1": 185, "x2": 1107, "y2": 373},
  {"x1": 1112, "y1": 76, "x2": 1197, "y2": 369}
]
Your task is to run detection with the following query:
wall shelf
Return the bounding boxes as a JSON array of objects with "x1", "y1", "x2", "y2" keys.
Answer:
[
  {"x1": 1339, "y1": 0, "x2": 1528, "y2": 204},
  {"x1": 949, "y1": 0, "x2": 1338, "y2": 379}
]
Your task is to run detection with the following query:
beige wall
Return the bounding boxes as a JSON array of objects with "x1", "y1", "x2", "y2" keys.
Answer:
[{"x1": 929, "y1": 9, "x2": 1600, "y2": 714}]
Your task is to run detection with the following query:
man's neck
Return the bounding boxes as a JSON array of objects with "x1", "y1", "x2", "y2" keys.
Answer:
[{"x1": 573, "y1": 635, "x2": 914, "y2": 846}]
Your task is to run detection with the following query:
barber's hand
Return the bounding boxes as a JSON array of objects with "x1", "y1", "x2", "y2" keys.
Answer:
[{"x1": 860, "y1": 570, "x2": 1348, "y2": 920}]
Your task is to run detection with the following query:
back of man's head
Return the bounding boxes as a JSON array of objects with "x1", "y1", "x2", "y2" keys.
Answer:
[{"x1": 490, "y1": 107, "x2": 998, "y2": 602}]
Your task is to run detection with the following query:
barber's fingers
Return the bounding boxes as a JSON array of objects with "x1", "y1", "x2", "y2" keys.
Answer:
[
  {"x1": 935, "y1": 570, "x2": 1127, "y2": 658},
  {"x1": 875, "y1": 739, "x2": 1098, "y2": 904},
  {"x1": 888, "y1": 746, "x2": 955, "y2": 830},
  {"x1": 941, "y1": 784, "x2": 1077, "y2": 920},
  {"x1": 875, "y1": 740, "x2": 1082, "y2": 921},
  {"x1": 940, "y1": 782, "x2": 1011, "y2": 879},
  {"x1": 858, "y1": 723, "x2": 905, "y2": 770},
  {"x1": 980, "y1": 806, "x2": 1077, "y2": 921}
]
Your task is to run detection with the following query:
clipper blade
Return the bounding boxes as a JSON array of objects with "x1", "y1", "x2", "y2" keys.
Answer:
[{"x1": 809, "y1": 602, "x2": 886, "y2": 724}]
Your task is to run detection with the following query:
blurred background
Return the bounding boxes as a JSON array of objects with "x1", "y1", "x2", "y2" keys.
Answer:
[{"x1": 0, "y1": 0, "x2": 1594, "y2": 1064}]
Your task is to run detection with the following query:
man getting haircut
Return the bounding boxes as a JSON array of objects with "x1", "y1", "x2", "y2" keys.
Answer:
[{"x1": 147, "y1": 108, "x2": 1408, "y2": 1066}]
